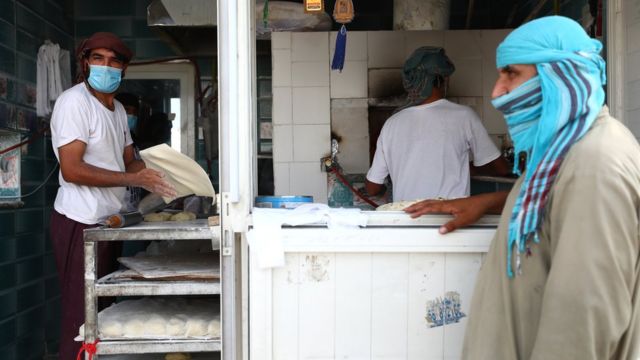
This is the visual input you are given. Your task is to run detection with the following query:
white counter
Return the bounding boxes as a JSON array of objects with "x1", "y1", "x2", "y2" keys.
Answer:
[{"x1": 249, "y1": 213, "x2": 497, "y2": 360}]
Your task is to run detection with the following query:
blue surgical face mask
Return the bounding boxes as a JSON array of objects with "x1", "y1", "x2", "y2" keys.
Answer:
[
  {"x1": 87, "y1": 65, "x2": 122, "y2": 93},
  {"x1": 127, "y1": 115, "x2": 138, "y2": 130}
]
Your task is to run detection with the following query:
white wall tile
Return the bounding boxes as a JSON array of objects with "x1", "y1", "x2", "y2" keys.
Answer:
[
  {"x1": 272, "y1": 32, "x2": 292, "y2": 50},
  {"x1": 331, "y1": 99, "x2": 370, "y2": 174},
  {"x1": 292, "y1": 32, "x2": 329, "y2": 62},
  {"x1": 293, "y1": 124, "x2": 331, "y2": 162},
  {"x1": 626, "y1": 79, "x2": 640, "y2": 111},
  {"x1": 483, "y1": 98, "x2": 507, "y2": 134},
  {"x1": 404, "y1": 31, "x2": 445, "y2": 59},
  {"x1": 272, "y1": 125, "x2": 293, "y2": 163},
  {"x1": 290, "y1": 162, "x2": 328, "y2": 203},
  {"x1": 273, "y1": 162, "x2": 291, "y2": 195},
  {"x1": 444, "y1": 31, "x2": 482, "y2": 60},
  {"x1": 448, "y1": 59, "x2": 482, "y2": 97},
  {"x1": 480, "y1": 30, "x2": 512, "y2": 97},
  {"x1": 368, "y1": 68, "x2": 404, "y2": 98},
  {"x1": 292, "y1": 61, "x2": 330, "y2": 87},
  {"x1": 330, "y1": 61, "x2": 368, "y2": 99},
  {"x1": 273, "y1": 87, "x2": 292, "y2": 125},
  {"x1": 329, "y1": 31, "x2": 368, "y2": 61},
  {"x1": 272, "y1": 49, "x2": 292, "y2": 87},
  {"x1": 367, "y1": 31, "x2": 406, "y2": 68},
  {"x1": 292, "y1": 87, "x2": 331, "y2": 124}
]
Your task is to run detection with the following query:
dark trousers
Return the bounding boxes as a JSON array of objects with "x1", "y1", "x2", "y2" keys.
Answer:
[{"x1": 50, "y1": 210, "x2": 121, "y2": 360}]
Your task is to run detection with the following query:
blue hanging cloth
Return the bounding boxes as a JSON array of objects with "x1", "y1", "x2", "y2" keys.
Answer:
[{"x1": 331, "y1": 25, "x2": 347, "y2": 71}]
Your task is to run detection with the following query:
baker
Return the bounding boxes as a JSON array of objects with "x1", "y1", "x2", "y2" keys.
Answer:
[
  {"x1": 49, "y1": 32, "x2": 176, "y2": 359},
  {"x1": 365, "y1": 46, "x2": 509, "y2": 202}
]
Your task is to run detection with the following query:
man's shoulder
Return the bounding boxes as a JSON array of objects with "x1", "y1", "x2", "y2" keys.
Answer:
[
  {"x1": 566, "y1": 109, "x2": 640, "y2": 174},
  {"x1": 57, "y1": 83, "x2": 90, "y2": 103}
]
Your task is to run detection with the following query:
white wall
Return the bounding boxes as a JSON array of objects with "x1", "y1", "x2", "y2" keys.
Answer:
[{"x1": 271, "y1": 29, "x2": 512, "y2": 202}]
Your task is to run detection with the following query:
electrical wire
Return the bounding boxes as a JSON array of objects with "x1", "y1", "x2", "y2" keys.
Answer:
[
  {"x1": 0, "y1": 125, "x2": 48, "y2": 156},
  {"x1": 0, "y1": 163, "x2": 59, "y2": 199}
]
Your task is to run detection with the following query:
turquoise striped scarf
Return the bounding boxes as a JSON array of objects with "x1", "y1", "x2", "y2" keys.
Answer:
[{"x1": 492, "y1": 16, "x2": 606, "y2": 277}]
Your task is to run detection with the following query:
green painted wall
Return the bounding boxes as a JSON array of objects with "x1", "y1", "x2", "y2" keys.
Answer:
[{"x1": 0, "y1": 0, "x2": 73, "y2": 358}]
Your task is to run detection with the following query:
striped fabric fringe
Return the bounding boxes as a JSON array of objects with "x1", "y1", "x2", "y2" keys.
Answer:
[{"x1": 504, "y1": 59, "x2": 600, "y2": 277}]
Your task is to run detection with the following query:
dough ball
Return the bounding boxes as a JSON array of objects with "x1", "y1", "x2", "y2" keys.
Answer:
[
  {"x1": 165, "y1": 353, "x2": 191, "y2": 360},
  {"x1": 185, "y1": 318, "x2": 208, "y2": 337},
  {"x1": 144, "y1": 315, "x2": 166, "y2": 336},
  {"x1": 100, "y1": 320, "x2": 123, "y2": 338},
  {"x1": 144, "y1": 212, "x2": 173, "y2": 222},
  {"x1": 170, "y1": 211, "x2": 197, "y2": 221},
  {"x1": 166, "y1": 317, "x2": 187, "y2": 337},
  {"x1": 123, "y1": 319, "x2": 146, "y2": 337},
  {"x1": 207, "y1": 319, "x2": 221, "y2": 338}
]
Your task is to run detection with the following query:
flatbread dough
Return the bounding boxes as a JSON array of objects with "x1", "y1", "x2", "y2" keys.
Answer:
[
  {"x1": 79, "y1": 298, "x2": 221, "y2": 339},
  {"x1": 144, "y1": 212, "x2": 173, "y2": 222},
  {"x1": 170, "y1": 211, "x2": 196, "y2": 221},
  {"x1": 140, "y1": 144, "x2": 216, "y2": 205},
  {"x1": 376, "y1": 200, "x2": 423, "y2": 211}
]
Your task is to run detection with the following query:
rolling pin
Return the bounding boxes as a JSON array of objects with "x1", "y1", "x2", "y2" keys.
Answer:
[
  {"x1": 104, "y1": 193, "x2": 168, "y2": 228},
  {"x1": 103, "y1": 211, "x2": 144, "y2": 228}
]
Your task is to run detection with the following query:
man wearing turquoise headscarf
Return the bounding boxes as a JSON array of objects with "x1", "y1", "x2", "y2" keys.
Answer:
[
  {"x1": 406, "y1": 16, "x2": 640, "y2": 359},
  {"x1": 366, "y1": 46, "x2": 509, "y2": 202}
]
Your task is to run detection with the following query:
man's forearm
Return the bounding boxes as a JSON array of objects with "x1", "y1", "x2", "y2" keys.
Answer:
[
  {"x1": 126, "y1": 159, "x2": 145, "y2": 173},
  {"x1": 62, "y1": 161, "x2": 138, "y2": 187}
]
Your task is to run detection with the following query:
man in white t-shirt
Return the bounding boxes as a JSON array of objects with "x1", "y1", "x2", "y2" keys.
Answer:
[
  {"x1": 366, "y1": 47, "x2": 510, "y2": 202},
  {"x1": 49, "y1": 32, "x2": 176, "y2": 360}
]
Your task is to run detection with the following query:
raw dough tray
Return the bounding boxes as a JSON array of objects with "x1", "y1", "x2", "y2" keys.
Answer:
[{"x1": 79, "y1": 297, "x2": 221, "y2": 340}]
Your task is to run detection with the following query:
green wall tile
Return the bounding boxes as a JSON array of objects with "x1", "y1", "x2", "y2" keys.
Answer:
[
  {"x1": 15, "y1": 30, "x2": 38, "y2": 58},
  {"x1": 18, "y1": 186, "x2": 44, "y2": 208},
  {"x1": 20, "y1": 157, "x2": 43, "y2": 182},
  {"x1": 0, "y1": 46, "x2": 15, "y2": 75},
  {"x1": 15, "y1": 0, "x2": 45, "y2": 18},
  {"x1": 15, "y1": 209, "x2": 43, "y2": 235},
  {"x1": 15, "y1": 5, "x2": 44, "y2": 40},
  {"x1": 15, "y1": 324, "x2": 43, "y2": 357},
  {"x1": 0, "y1": 291, "x2": 16, "y2": 321},
  {"x1": 45, "y1": 184, "x2": 58, "y2": 206},
  {"x1": 0, "y1": 344, "x2": 15, "y2": 360},
  {"x1": 0, "y1": 1, "x2": 15, "y2": 25},
  {"x1": 44, "y1": 277, "x2": 58, "y2": 299},
  {"x1": 75, "y1": 0, "x2": 135, "y2": 17},
  {"x1": 43, "y1": 1, "x2": 70, "y2": 33},
  {"x1": 16, "y1": 283, "x2": 43, "y2": 312},
  {"x1": 75, "y1": 19, "x2": 133, "y2": 37},
  {"x1": 15, "y1": 234, "x2": 43, "y2": 260},
  {"x1": 0, "y1": 236, "x2": 16, "y2": 263},
  {"x1": 133, "y1": 19, "x2": 153, "y2": 38},
  {"x1": 42, "y1": 253, "x2": 55, "y2": 274},
  {"x1": 16, "y1": 257, "x2": 42, "y2": 284},
  {"x1": 0, "y1": 319, "x2": 16, "y2": 347},
  {"x1": 0, "y1": 212, "x2": 15, "y2": 237},
  {"x1": 0, "y1": 20, "x2": 16, "y2": 49},
  {"x1": 135, "y1": 39, "x2": 176, "y2": 59},
  {"x1": 0, "y1": 264, "x2": 16, "y2": 291},
  {"x1": 16, "y1": 55, "x2": 36, "y2": 83}
]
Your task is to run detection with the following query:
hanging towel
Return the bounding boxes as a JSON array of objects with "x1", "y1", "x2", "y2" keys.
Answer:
[{"x1": 36, "y1": 41, "x2": 72, "y2": 117}]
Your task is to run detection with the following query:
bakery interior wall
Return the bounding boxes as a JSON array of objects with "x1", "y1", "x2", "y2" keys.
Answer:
[{"x1": 267, "y1": 0, "x2": 596, "y2": 204}]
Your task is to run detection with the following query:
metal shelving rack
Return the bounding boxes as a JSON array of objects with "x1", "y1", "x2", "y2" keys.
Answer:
[{"x1": 82, "y1": 219, "x2": 222, "y2": 358}]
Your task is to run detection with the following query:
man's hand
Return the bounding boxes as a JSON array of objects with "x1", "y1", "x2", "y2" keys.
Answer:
[
  {"x1": 404, "y1": 191, "x2": 509, "y2": 234},
  {"x1": 133, "y1": 168, "x2": 177, "y2": 198}
]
